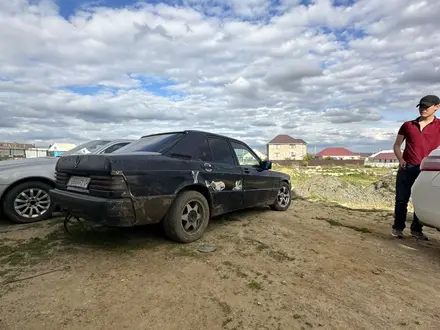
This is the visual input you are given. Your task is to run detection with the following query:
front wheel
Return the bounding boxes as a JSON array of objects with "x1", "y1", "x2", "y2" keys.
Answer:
[
  {"x1": 2, "y1": 181, "x2": 55, "y2": 224},
  {"x1": 270, "y1": 182, "x2": 292, "y2": 211},
  {"x1": 163, "y1": 190, "x2": 210, "y2": 243}
]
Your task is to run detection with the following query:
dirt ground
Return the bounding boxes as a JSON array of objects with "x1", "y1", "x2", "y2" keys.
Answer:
[{"x1": 1, "y1": 198, "x2": 440, "y2": 330}]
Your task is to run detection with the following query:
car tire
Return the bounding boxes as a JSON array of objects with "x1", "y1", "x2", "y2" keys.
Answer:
[
  {"x1": 163, "y1": 190, "x2": 210, "y2": 243},
  {"x1": 270, "y1": 181, "x2": 292, "y2": 211},
  {"x1": 2, "y1": 181, "x2": 55, "y2": 224}
]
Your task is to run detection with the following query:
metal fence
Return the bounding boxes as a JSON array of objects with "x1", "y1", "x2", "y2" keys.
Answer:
[
  {"x1": 271, "y1": 159, "x2": 366, "y2": 167},
  {"x1": 0, "y1": 148, "x2": 48, "y2": 160}
]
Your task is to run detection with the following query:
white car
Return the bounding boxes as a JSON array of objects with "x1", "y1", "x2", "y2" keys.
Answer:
[
  {"x1": 0, "y1": 139, "x2": 133, "y2": 224},
  {"x1": 411, "y1": 148, "x2": 440, "y2": 231}
]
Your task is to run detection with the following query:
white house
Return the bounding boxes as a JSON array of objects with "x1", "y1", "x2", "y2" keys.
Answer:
[
  {"x1": 315, "y1": 147, "x2": 361, "y2": 160},
  {"x1": 25, "y1": 148, "x2": 49, "y2": 158},
  {"x1": 253, "y1": 149, "x2": 267, "y2": 160},
  {"x1": 48, "y1": 143, "x2": 76, "y2": 157},
  {"x1": 364, "y1": 150, "x2": 400, "y2": 167},
  {"x1": 239, "y1": 149, "x2": 268, "y2": 165}
]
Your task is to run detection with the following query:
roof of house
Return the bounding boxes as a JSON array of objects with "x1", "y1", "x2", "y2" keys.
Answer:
[
  {"x1": 316, "y1": 147, "x2": 359, "y2": 157},
  {"x1": 369, "y1": 150, "x2": 398, "y2": 160},
  {"x1": 48, "y1": 143, "x2": 77, "y2": 152},
  {"x1": 0, "y1": 142, "x2": 35, "y2": 149},
  {"x1": 268, "y1": 134, "x2": 307, "y2": 144},
  {"x1": 373, "y1": 152, "x2": 397, "y2": 160}
]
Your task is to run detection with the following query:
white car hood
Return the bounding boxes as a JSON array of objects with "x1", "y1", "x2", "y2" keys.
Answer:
[{"x1": 0, "y1": 157, "x2": 57, "y2": 171}]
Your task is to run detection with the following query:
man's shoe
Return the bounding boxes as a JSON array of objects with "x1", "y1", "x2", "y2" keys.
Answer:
[
  {"x1": 411, "y1": 231, "x2": 429, "y2": 241},
  {"x1": 391, "y1": 229, "x2": 403, "y2": 238}
]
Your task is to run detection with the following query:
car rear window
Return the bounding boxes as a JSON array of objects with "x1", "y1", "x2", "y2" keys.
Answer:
[{"x1": 114, "y1": 133, "x2": 183, "y2": 153}]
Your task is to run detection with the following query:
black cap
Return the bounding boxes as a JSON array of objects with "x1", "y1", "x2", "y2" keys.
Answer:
[{"x1": 416, "y1": 95, "x2": 440, "y2": 107}]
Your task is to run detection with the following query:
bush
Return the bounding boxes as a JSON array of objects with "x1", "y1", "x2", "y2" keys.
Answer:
[{"x1": 303, "y1": 154, "x2": 314, "y2": 161}]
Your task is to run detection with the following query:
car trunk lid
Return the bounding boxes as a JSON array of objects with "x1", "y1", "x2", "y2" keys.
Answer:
[{"x1": 55, "y1": 152, "x2": 160, "y2": 198}]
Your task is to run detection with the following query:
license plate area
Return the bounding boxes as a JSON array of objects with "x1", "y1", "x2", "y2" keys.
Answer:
[{"x1": 67, "y1": 176, "x2": 91, "y2": 189}]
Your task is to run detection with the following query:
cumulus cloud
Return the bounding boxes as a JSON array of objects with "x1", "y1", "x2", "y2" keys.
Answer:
[
  {"x1": 264, "y1": 59, "x2": 323, "y2": 92},
  {"x1": 322, "y1": 108, "x2": 383, "y2": 123},
  {"x1": 399, "y1": 65, "x2": 440, "y2": 84},
  {"x1": 0, "y1": 0, "x2": 439, "y2": 151}
]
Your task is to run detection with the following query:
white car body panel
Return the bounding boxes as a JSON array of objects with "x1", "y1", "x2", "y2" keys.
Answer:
[
  {"x1": 0, "y1": 139, "x2": 133, "y2": 200},
  {"x1": 411, "y1": 147, "x2": 440, "y2": 230}
]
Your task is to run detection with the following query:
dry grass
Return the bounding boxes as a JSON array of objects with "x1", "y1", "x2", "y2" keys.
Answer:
[{"x1": 273, "y1": 164, "x2": 398, "y2": 210}]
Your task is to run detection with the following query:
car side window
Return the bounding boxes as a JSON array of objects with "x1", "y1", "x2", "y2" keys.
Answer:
[
  {"x1": 195, "y1": 138, "x2": 213, "y2": 161},
  {"x1": 207, "y1": 137, "x2": 235, "y2": 165},
  {"x1": 103, "y1": 143, "x2": 130, "y2": 154},
  {"x1": 230, "y1": 141, "x2": 260, "y2": 166}
]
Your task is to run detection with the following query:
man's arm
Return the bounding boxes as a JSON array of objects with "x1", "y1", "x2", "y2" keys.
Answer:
[
  {"x1": 394, "y1": 124, "x2": 406, "y2": 167},
  {"x1": 393, "y1": 134, "x2": 405, "y2": 160}
]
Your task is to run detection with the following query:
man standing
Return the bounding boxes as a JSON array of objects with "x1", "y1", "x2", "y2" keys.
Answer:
[{"x1": 392, "y1": 95, "x2": 440, "y2": 240}]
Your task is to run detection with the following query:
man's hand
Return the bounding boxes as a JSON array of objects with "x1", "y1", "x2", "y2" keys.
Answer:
[{"x1": 399, "y1": 158, "x2": 406, "y2": 168}]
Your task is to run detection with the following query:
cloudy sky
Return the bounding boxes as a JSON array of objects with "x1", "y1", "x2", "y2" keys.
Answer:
[{"x1": 1, "y1": 0, "x2": 439, "y2": 153}]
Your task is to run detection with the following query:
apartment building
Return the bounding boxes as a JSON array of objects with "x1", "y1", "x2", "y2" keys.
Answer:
[{"x1": 267, "y1": 134, "x2": 307, "y2": 160}]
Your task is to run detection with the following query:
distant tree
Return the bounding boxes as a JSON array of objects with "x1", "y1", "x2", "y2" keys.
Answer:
[{"x1": 303, "y1": 153, "x2": 314, "y2": 161}]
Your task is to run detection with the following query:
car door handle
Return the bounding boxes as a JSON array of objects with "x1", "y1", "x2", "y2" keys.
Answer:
[
  {"x1": 203, "y1": 163, "x2": 213, "y2": 172},
  {"x1": 243, "y1": 167, "x2": 250, "y2": 173}
]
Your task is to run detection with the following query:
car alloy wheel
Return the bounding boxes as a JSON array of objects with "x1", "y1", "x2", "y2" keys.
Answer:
[
  {"x1": 13, "y1": 188, "x2": 51, "y2": 219},
  {"x1": 163, "y1": 190, "x2": 210, "y2": 243},
  {"x1": 270, "y1": 182, "x2": 292, "y2": 211},
  {"x1": 181, "y1": 200, "x2": 204, "y2": 233},
  {"x1": 3, "y1": 181, "x2": 56, "y2": 224},
  {"x1": 277, "y1": 185, "x2": 290, "y2": 207}
]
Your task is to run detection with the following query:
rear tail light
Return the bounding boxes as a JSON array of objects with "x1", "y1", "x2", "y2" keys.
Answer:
[
  {"x1": 420, "y1": 156, "x2": 440, "y2": 171},
  {"x1": 89, "y1": 175, "x2": 128, "y2": 192},
  {"x1": 55, "y1": 171, "x2": 128, "y2": 197}
]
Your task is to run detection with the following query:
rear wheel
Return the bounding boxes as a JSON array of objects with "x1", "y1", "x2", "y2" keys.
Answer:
[
  {"x1": 163, "y1": 190, "x2": 210, "y2": 243},
  {"x1": 270, "y1": 182, "x2": 291, "y2": 211},
  {"x1": 2, "y1": 181, "x2": 55, "y2": 224}
]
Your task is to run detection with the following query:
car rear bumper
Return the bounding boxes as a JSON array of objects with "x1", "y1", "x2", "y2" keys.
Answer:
[
  {"x1": 49, "y1": 188, "x2": 175, "y2": 226},
  {"x1": 411, "y1": 172, "x2": 440, "y2": 229},
  {"x1": 49, "y1": 188, "x2": 136, "y2": 226}
]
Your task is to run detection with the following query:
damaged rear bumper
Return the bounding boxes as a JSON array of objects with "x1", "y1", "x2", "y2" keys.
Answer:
[
  {"x1": 49, "y1": 188, "x2": 136, "y2": 226},
  {"x1": 49, "y1": 188, "x2": 175, "y2": 226}
]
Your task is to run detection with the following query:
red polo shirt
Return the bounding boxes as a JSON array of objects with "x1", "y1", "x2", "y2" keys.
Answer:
[{"x1": 398, "y1": 117, "x2": 440, "y2": 166}]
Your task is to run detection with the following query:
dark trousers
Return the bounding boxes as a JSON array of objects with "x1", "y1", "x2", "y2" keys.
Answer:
[{"x1": 392, "y1": 163, "x2": 423, "y2": 232}]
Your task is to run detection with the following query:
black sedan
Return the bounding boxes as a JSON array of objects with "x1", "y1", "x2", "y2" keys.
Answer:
[{"x1": 50, "y1": 130, "x2": 292, "y2": 243}]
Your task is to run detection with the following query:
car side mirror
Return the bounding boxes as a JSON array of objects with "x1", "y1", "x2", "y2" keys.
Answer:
[{"x1": 261, "y1": 160, "x2": 272, "y2": 170}]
